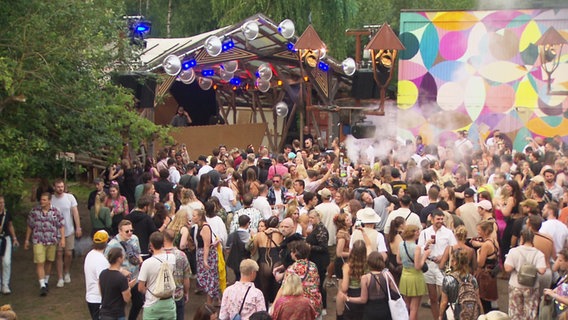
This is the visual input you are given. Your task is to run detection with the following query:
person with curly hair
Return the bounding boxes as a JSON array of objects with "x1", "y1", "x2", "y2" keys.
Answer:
[{"x1": 333, "y1": 212, "x2": 352, "y2": 280}]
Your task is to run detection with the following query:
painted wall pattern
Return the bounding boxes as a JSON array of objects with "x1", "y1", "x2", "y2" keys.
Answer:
[{"x1": 397, "y1": 9, "x2": 568, "y2": 151}]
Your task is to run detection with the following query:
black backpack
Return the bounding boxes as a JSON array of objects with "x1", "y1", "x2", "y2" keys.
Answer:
[{"x1": 226, "y1": 231, "x2": 250, "y2": 272}]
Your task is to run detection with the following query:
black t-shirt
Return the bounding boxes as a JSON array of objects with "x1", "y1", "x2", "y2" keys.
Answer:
[
  {"x1": 0, "y1": 211, "x2": 12, "y2": 235},
  {"x1": 99, "y1": 269, "x2": 129, "y2": 317},
  {"x1": 511, "y1": 216, "x2": 528, "y2": 246},
  {"x1": 154, "y1": 179, "x2": 174, "y2": 202},
  {"x1": 420, "y1": 203, "x2": 438, "y2": 224}
]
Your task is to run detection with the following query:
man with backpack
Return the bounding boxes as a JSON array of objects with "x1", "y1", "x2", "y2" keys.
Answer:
[
  {"x1": 226, "y1": 215, "x2": 251, "y2": 281},
  {"x1": 138, "y1": 231, "x2": 176, "y2": 320}
]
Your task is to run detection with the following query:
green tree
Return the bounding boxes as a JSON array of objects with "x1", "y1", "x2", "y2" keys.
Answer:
[{"x1": 0, "y1": 0, "x2": 168, "y2": 196}]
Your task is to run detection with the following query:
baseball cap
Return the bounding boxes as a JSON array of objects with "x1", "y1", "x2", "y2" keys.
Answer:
[
  {"x1": 530, "y1": 175, "x2": 544, "y2": 184},
  {"x1": 93, "y1": 230, "x2": 109, "y2": 244},
  {"x1": 288, "y1": 152, "x2": 297, "y2": 159},
  {"x1": 520, "y1": 199, "x2": 538, "y2": 209},
  {"x1": 464, "y1": 188, "x2": 475, "y2": 197},
  {"x1": 318, "y1": 188, "x2": 332, "y2": 199},
  {"x1": 476, "y1": 200, "x2": 492, "y2": 211}
]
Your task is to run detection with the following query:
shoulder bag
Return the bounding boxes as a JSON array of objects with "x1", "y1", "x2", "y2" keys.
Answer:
[
  {"x1": 384, "y1": 271, "x2": 409, "y2": 320},
  {"x1": 232, "y1": 285, "x2": 252, "y2": 320},
  {"x1": 404, "y1": 241, "x2": 428, "y2": 273}
]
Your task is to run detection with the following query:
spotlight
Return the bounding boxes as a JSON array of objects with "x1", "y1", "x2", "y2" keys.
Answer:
[
  {"x1": 205, "y1": 35, "x2": 222, "y2": 57},
  {"x1": 318, "y1": 61, "x2": 329, "y2": 71},
  {"x1": 242, "y1": 21, "x2": 259, "y2": 41},
  {"x1": 222, "y1": 39, "x2": 235, "y2": 52},
  {"x1": 181, "y1": 59, "x2": 196, "y2": 70},
  {"x1": 222, "y1": 60, "x2": 238, "y2": 73},
  {"x1": 220, "y1": 69, "x2": 233, "y2": 81},
  {"x1": 342, "y1": 58, "x2": 356, "y2": 76},
  {"x1": 163, "y1": 55, "x2": 181, "y2": 76},
  {"x1": 178, "y1": 69, "x2": 195, "y2": 84},
  {"x1": 198, "y1": 77, "x2": 213, "y2": 90},
  {"x1": 230, "y1": 78, "x2": 241, "y2": 86},
  {"x1": 201, "y1": 69, "x2": 215, "y2": 77},
  {"x1": 256, "y1": 63, "x2": 273, "y2": 81},
  {"x1": 133, "y1": 22, "x2": 151, "y2": 34},
  {"x1": 287, "y1": 42, "x2": 296, "y2": 51},
  {"x1": 278, "y1": 19, "x2": 295, "y2": 39},
  {"x1": 275, "y1": 102, "x2": 289, "y2": 117}
]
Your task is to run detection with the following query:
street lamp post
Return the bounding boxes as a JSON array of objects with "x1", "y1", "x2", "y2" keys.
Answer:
[
  {"x1": 364, "y1": 24, "x2": 405, "y2": 115},
  {"x1": 294, "y1": 25, "x2": 327, "y2": 144},
  {"x1": 534, "y1": 26, "x2": 568, "y2": 96}
]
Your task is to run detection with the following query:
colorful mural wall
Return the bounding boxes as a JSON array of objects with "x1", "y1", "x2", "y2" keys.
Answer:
[{"x1": 397, "y1": 9, "x2": 568, "y2": 151}]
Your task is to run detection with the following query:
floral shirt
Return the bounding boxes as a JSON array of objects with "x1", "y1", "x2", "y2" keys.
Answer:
[
  {"x1": 27, "y1": 205, "x2": 65, "y2": 245},
  {"x1": 105, "y1": 234, "x2": 142, "y2": 279},
  {"x1": 285, "y1": 259, "x2": 322, "y2": 317},
  {"x1": 219, "y1": 281, "x2": 265, "y2": 320},
  {"x1": 105, "y1": 196, "x2": 129, "y2": 216},
  {"x1": 230, "y1": 207, "x2": 262, "y2": 233},
  {"x1": 164, "y1": 247, "x2": 191, "y2": 301}
]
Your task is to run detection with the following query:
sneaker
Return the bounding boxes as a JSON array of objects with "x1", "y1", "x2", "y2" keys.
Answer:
[
  {"x1": 40, "y1": 286, "x2": 48, "y2": 296},
  {"x1": 321, "y1": 309, "x2": 327, "y2": 316},
  {"x1": 64, "y1": 274, "x2": 71, "y2": 283},
  {"x1": 56, "y1": 278, "x2": 64, "y2": 288},
  {"x1": 2, "y1": 286, "x2": 10, "y2": 295}
]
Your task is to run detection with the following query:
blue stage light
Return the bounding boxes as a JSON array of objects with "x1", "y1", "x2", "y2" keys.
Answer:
[
  {"x1": 181, "y1": 59, "x2": 196, "y2": 70},
  {"x1": 287, "y1": 42, "x2": 295, "y2": 51},
  {"x1": 318, "y1": 61, "x2": 329, "y2": 71},
  {"x1": 230, "y1": 78, "x2": 241, "y2": 86},
  {"x1": 222, "y1": 39, "x2": 235, "y2": 52},
  {"x1": 201, "y1": 69, "x2": 215, "y2": 77}
]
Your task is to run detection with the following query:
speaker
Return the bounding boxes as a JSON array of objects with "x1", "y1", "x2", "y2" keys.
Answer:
[
  {"x1": 351, "y1": 122, "x2": 376, "y2": 139},
  {"x1": 351, "y1": 70, "x2": 391, "y2": 100},
  {"x1": 113, "y1": 73, "x2": 156, "y2": 108}
]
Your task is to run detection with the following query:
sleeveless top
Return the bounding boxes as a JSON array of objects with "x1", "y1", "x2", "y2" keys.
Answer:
[
  {"x1": 195, "y1": 224, "x2": 212, "y2": 248},
  {"x1": 400, "y1": 241, "x2": 419, "y2": 268}
]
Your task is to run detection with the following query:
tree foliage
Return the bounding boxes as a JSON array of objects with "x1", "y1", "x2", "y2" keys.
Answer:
[{"x1": 0, "y1": 0, "x2": 168, "y2": 196}]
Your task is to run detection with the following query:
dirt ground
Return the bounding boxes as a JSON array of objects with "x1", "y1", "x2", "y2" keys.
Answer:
[{"x1": 1, "y1": 195, "x2": 511, "y2": 319}]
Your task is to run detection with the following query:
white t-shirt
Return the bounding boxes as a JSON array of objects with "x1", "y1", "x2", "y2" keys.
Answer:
[
  {"x1": 349, "y1": 228, "x2": 387, "y2": 253},
  {"x1": 138, "y1": 252, "x2": 176, "y2": 307},
  {"x1": 168, "y1": 167, "x2": 181, "y2": 184},
  {"x1": 418, "y1": 225, "x2": 457, "y2": 259},
  {"x1": 51, "y1": 193, "x2": 78, "y2": 237},
  {"x1": 540, "y1": 219, "x2": 568, "y2": 254},
  {"x1": 383, "y1": 207, "x2": 422, "y2": 235},
  {"x1": 211, "y1": 186, "x2": 235, "y2": 212},
  {"x1": 315, "y1": 202, "x2": 340, "y2": 246},
  {"x1": 206, "y1": 216, "x2": 228, "y2": 247},
  {"x1": 505, "y1": 246, "x2": 546, "y2": 288},
  {"x1": 252, "y1": 196, "x2": 272, "y2": 220},
  {"x1": 84, "y1": 250, "x2": 109, "y2": 303}
]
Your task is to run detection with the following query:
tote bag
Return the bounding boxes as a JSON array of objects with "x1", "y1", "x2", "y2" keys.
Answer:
[{"x1": 384, "y1": 271, "x2": 409, "y2": 320}]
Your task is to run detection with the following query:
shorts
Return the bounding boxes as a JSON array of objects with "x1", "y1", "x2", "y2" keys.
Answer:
[
  {"x1": 327, "y1": 245, "x2": 337, "y2": 262},
  {"x1": 423, "y1": 260, "x2": 444, "y2": 286},
  {"x1": 57, "y1": 235, "x2": 75, "y2": 251},
  {"x1": 33, "y1": 244, "x2": 57, "y2": 263}
]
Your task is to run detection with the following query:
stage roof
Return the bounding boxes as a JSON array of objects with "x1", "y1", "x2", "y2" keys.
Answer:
[{"x1": 138, "y1": 13, "x2": 350, "y2": 108}]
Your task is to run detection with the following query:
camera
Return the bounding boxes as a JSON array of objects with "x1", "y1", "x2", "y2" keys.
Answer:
[{"x1": 354, "y1": 219, "x2": 362, "y2": 228}]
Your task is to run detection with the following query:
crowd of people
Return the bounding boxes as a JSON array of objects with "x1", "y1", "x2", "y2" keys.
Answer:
[{"x1": 1, "y1": 129, "x2": 567, "y2": 320}]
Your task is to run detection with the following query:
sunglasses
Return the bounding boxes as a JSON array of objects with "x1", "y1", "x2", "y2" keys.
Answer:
[
  {"x1": 273, "y1": 180, "x2": 281, "y2": 183},
  {"x1": 123, "y1": 230, "x2": 133, "y2": 234}
]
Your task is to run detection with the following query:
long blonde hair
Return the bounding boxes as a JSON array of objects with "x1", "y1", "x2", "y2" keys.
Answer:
[
  {"x1": 168, "y1": 208, "x2": 190, "y2": 233},
  {"x1": 94, "y1": 192, "x2": 106, "y2": 219}
]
